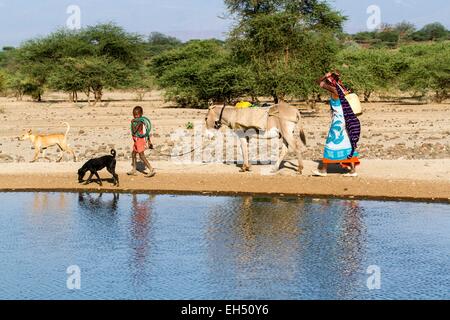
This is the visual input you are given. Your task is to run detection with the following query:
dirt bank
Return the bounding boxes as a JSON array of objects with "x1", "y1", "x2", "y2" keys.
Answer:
[{"x1": 0, "y1": 160, "x2": 449, "y2": 203}]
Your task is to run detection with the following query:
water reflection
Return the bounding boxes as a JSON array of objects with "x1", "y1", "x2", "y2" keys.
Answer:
[
  {"x1": 1, "y1": 192, "x2": 449, "y2": 299},
  {"x1": 206, "y1": 196, "x2": 305, "y2": 298},
  {"x1": 339, "y1": 201, "x2": 365, "y2": 276},
  {"x1": 206, "y1": 196, "x2": 365, "y2": 299},
  {"x1": 78, "y1": 192, "x2": 120, "y2": 215},
  {"x1": 129, "y1": 194, "x2": 155, "y2": 298},
  {"x1": 31, "y1": 193, "x2": 68, "y2": 214},
  {"x1": 295, "y1": 199, "x2": 366, "y2": 299}
]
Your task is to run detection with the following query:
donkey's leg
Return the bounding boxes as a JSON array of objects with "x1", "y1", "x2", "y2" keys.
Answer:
[
  {"x1": 293, "y1": 136, "x2": 304, "y2": 174},
  {"x1": 272, "y1": 140, "x2": 289, "y2": 173},
  {"x1": 238, "y1": 134, "x2": 251, "y2": 172},
  {"x1": 281, "y1": 123, "x2": 304, "y2": 174}
]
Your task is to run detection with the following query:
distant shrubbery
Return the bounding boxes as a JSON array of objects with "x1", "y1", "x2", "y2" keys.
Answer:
[
  {"x1": 334, "y1": 42, "x2": 450, "y2": 103},
  {"x1": 0, "y1": 70, "x2": 6, "y2": 95},
  {"x1": 0, "y1": 1, "x2": 448, "y2": 107},
  {"x1": 350, "y1": 22, "x2": 450, "y2": 48}
]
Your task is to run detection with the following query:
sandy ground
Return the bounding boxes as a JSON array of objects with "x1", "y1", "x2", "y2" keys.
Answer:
[
  {"x1": 0, "y1": 91, "x2": 449, "y2": 202},
  {"x1": 0, "y1": 160, "x2": 449, "y2": 202}
]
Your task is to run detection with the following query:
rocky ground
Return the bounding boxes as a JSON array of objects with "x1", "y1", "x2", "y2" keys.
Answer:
[{"x1": 0, "y1": 91, "x2": 448, "y2": 164}]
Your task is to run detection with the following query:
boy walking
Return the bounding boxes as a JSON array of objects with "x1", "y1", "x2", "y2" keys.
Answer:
[{"x1": 128, "y1": 106, "x2": 156, "y2": 178}]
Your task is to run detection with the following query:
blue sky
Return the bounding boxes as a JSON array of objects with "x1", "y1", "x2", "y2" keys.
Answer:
[{"x1": 0, "y1": 0, "x2": 449, "y2": 47}]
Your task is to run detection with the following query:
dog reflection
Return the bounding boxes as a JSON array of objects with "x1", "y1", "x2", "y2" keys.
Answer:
[{"x1": 78, "y1": 192, "x2": 120, "y2": 214}]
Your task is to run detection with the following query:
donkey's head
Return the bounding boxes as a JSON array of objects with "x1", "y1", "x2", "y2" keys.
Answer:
[{"x1": 205, "y1": 105, "x2": 224, "y2": 130}]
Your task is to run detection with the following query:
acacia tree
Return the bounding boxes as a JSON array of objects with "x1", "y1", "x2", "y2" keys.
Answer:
[
  {"x1": 226, "y1": 0, "x2": 346, "y2": 103},
  {"x1": 9, "y1": 23, "x2": 146, "y2": 103},
  {"x1": 145, "y1": 32, "x2": 182, "y2": 57},
  {"x1": 411, "y1": 23, "x2": 449, "y2": 41},
  {"x1": 335, "y1": 48, "x2": 406, "y2": 101},
  {"x1": 152, "y1": 40, "x2": 249, "y2": 107},
  {"x1": 400, "y1": 43, "x2": 450, "y2": 103}
]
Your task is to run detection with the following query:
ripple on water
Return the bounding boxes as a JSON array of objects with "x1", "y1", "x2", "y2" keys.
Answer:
[{"x1": 0, "y1": 192, "x2": 449, "y2": 300}]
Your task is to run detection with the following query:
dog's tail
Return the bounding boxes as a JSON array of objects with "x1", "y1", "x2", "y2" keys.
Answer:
[
  {"x1": 62, "y1": 122, "x2": 70, "y2": 137},
  {"x1": 111, "y1": 149, "x2": 117, "y2": 158}
]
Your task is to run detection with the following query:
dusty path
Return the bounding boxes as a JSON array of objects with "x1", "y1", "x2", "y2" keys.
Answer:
[
  {"x1": 1, "y1": 91, "x2": 449, "y2": 202},
  {"x1": 0, "y1": 160, "x2": 449, "y2": 202},
  {"x1": 1, "y1": 93, "x2": 449, "y2": 164}
]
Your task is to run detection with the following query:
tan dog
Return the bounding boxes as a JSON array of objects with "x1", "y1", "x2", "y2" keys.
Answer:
[{"x1": 19, "y1": 122, "x2": 77, "y2": 163}]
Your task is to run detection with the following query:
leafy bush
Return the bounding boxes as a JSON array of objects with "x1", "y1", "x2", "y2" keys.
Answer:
[
  {"x1": 4, "y1": 23, "x2": 146, "y2": 103},
  {"x1": 411, "y1": 23, "x2": 449, "y2": 41},
  {"x1": 400, "y1": 42, "x2": 450, "y2": 102},
  {"x1": 145, "y1": 32, "x2": 182, "y2": 57},
  {"x1": 152, "y1": 40, "x2": 249, "y2": 107},
  {"x1": 335, "y1": 47, "x2": 407, "y2": 101},
  {"x1": 0, "y1": 70, "x2": 5, "y2": 95},
  {"x1": 227, "y1": 0, "x2": 344, "y2": 103}
]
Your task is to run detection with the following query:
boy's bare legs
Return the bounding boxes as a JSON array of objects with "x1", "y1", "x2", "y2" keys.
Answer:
[
  {"x1": 139, "y1": 152, "x2": 156, "y2": 177},
  {"x1": 127, "y1": 151, "x2": 138, "y2": 176}
]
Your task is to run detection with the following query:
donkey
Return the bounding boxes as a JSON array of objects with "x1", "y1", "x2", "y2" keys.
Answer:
[{"x1": 205, "y1": 103, "x2": 307, "y2": 174}]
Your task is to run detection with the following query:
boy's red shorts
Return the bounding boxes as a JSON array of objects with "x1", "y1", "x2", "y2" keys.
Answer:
[{"x1": 133, "y1": 137, "x2": 146, "y2": 153}]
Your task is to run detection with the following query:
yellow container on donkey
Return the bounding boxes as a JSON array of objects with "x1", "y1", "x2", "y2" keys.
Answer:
[{"x1": 235, "y1": 101, "x2": 252, "y2": 109}]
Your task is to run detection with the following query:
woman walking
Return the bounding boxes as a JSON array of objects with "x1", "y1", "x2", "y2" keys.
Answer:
[{"x1": 313, "y1": 71, "x2": 361, "y2": 177}]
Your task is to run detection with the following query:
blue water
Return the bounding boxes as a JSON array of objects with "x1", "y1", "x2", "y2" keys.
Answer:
[{"x1": 0, "y1": 192, "x2": 448, "y2": 300}]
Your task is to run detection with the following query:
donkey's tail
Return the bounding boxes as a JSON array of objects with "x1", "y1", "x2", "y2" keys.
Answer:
[
  {"x1": 300, "y1": 128, "x2": 307, "y2": 146},
  {"x1": 296, "y1": 112, "x2": 307, "y2": 146}
]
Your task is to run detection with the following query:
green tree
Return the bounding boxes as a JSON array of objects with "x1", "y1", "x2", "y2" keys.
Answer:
[
  {"x1": 335, "y1": 48, "x2": 406, "y2": 101},
  {"x1": 400, "y1": 42, "x2": 450, "y2": 102},
  {"x1": 127, "y1": 66, "x2": 156, "y2": 101},
  {"x1": 225, "y1": 0, "x2": 346, "y2": 29},
  {"x1": 353, "y1": 31, "x2": 376, "y2": 42},
  {"x1": 145, "y1": 32, "x2": 182, "y2": 57},
  {"x1": 226, "y1": 0, "x2": 345, "y2": 103},
  {"x1": 152, "y1": 40, "x2": 248, "y2": 107},
  {"x1": 394, "y1": 21, "x2": 416, "y2": 41},
  {"x1": 0, "y1": 70, "x2": 6, "y2": 95},
  {"x1": 411, "y1": 23, "x2": 449, "y2": 41},
  {"x1": 8, "y1": 23, "x2": 146, "y2": 103}
]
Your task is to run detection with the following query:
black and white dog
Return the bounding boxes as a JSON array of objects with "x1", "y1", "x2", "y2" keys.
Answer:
[{"x1": 78, "y1": 150, "x2": 119, "y2": 187}]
